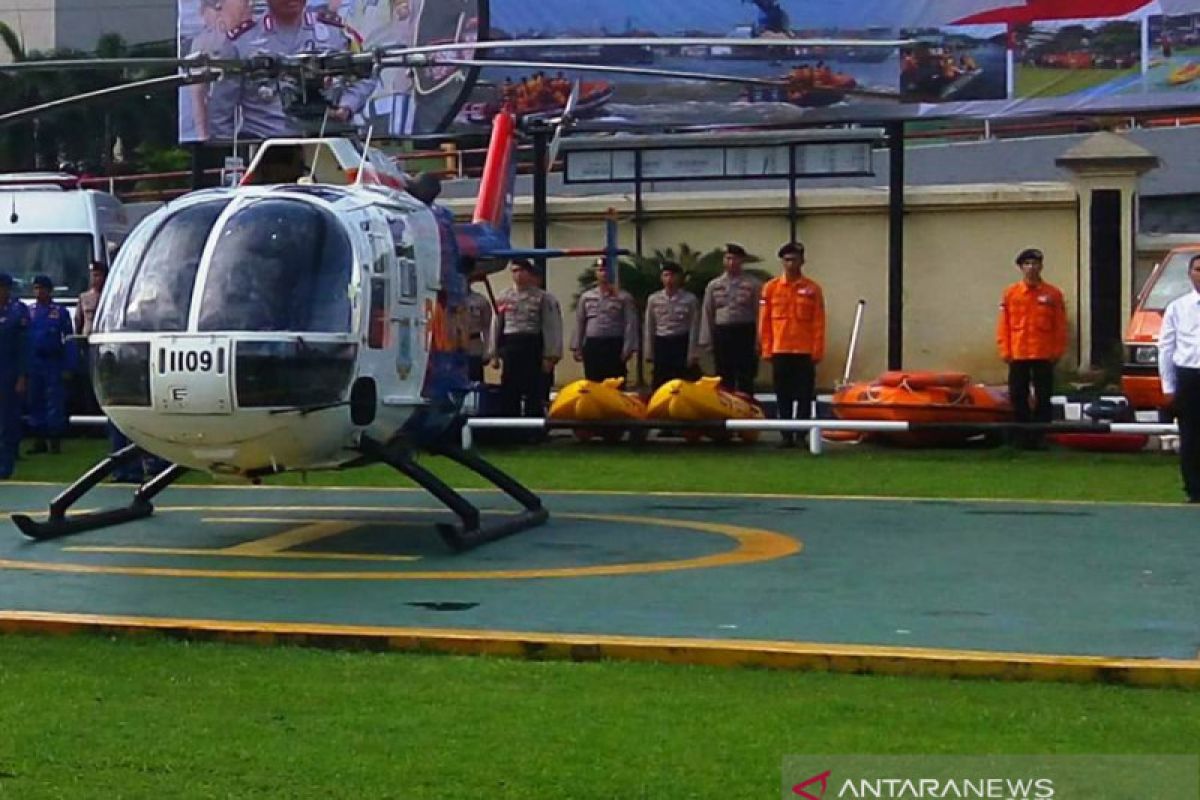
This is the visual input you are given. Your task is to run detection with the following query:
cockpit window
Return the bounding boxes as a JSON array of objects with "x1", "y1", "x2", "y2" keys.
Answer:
[
  {"x1": 197, "y1": 199, "x2": 353, "y2": 333},
  {"x1": 96, "y1": 200, "x2": 230, "y2": 333}
]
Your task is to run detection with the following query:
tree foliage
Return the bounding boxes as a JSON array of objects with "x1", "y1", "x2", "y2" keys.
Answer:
[
  {"x1": 0, "y1": 33, "x2": 181, "y2": 176},
  {"x1": 573, "y1": 243, "x2": 771, "y2": 310}
]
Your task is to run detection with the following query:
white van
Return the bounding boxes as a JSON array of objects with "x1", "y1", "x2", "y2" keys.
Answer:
[{"x1": 0, "y1": 173, "x2": 130, "y2": 308}]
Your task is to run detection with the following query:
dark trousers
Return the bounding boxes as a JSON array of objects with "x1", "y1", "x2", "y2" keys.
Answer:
[
  {"x1": 1175, "y1": 367, "x2": 1200, "y2": 501},
  {"x1": 582, "y1": 337, "x2": 626, "y2": 383},
  {"x1": 772, "y1": 354, "x2": 815, "y2": 444},
  {"x1": 713, "y1": 323, "x2": 758, "y2": 395},
  {"x1": 651, "y1": 335, "x2": 695, "y2": 389},
  {"x1": 0, "y1": 374, "x2": 19, "y2": 479},
  {"x1": 466, "y1": 355, "x2": 484, "y2": 384},
  {"x1": 27, "y1": 361, "x2": 67, "y2": 438},
  {"x1": 1008, "y1": 359, "x2": 1054, "y2": 446},
  {"x1": 499, "y1": 334, "x2": 545, "y2": 418}
]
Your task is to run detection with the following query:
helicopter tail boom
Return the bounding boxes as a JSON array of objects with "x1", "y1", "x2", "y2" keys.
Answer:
[{"x1": 471, "y1": 109, "x2": 518, "y2": 238}]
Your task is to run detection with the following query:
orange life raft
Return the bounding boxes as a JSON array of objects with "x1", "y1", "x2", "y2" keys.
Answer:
[{"x1": 831, "y1": 370, "x2": 1012, "y2": 445}]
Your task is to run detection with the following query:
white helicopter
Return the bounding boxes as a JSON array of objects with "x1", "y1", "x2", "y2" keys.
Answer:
[
  {"x1": 8, "y1": 108, "x2": 622, "y2": 550},
  {"x1": 1, "y1": 34, "x2": 909, "y2": 550}
]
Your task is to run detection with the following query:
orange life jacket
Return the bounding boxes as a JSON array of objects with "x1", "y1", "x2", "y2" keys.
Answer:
[
  {"x1": 758, "y1": 274, "x2": 825, "y2": 361},
  {"x1": 996, "y1": 280, "x2": 1068, "y2": 361}
]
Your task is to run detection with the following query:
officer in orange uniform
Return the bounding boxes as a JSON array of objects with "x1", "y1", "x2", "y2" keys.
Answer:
[
  {"x1": 996, "y1": 247, "x2": 1068, "y2": 448},
  {"x1": 759, "y1": 242, "x2": 825, "y2": 447}
]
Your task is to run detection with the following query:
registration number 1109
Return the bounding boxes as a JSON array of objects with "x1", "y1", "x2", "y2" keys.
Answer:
[{"x1": 159, "y1": 346, "x2": 226, "y2": 375}]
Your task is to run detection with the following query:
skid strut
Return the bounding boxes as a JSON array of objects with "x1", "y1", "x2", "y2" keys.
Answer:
[
  {"x1": 361, "y1": 438, "x2": 548, "y2": 552},
  {"x1": 12, "y1": 445, "x2": 187, "y2": 541}
]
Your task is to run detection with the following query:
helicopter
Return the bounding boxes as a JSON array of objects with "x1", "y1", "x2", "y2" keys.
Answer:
[
  {"x1": 1, "y1": 34, "x2": 910, "y2": 552},
  {"x1": 6, "y1": 107, "x2": 625, "y2": 551}
]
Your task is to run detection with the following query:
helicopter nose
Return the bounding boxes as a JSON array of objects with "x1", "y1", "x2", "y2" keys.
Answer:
[{"x1": 150, "y1": 336, "x2": 234, "y2": 415}]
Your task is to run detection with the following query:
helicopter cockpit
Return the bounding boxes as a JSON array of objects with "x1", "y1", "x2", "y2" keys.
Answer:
[
  {"x1": 87, "y1": 184, "x2": 440, "y2": 476},
  {"x1": 95, "y1": 194, "x2": 355, "y2": 337}
]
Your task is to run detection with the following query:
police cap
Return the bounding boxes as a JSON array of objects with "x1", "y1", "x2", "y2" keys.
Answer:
[
  {"x1": 0, "y1": 272, "x2": 12, "y2": 288},
  {"x1": 1016, "y1": 247, "x2": 1044, "y2": 264},
  {"x1": 32, "y1": 274, "x2": 53, "y2": 289},
  {"x1": 724, "y1": 242, "x2": 747, "y2": 257},
  {"x1": 777, "y1": 242, "x2": 805, "y2": 259},
  {"x1": 660, "y1": 261, "x2": 683, "y2": 274}
]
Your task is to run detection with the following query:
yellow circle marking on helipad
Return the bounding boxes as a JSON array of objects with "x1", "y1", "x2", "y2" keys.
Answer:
[{"x1": 0, "y1": 505, "x2": 801, "y2": 580}]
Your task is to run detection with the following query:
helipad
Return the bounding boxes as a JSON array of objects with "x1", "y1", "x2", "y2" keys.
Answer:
[{"x1": 1, "y1": 482, "x2": 1197, "y2": 686}]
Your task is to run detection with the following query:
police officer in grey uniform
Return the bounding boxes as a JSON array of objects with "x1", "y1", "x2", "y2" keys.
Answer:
[
  {"x1": 644, "y1": 261, "x2": 700, "y2": 390},
  {"x1": 464, "y1": 281, "x2": 492, "y2": 383},
  {"x1": 208, "y1": 0, "x2": 377, "y2": 141},
  {"x1": 187, "y1": 0, "x2": 253, "y2": 140},
  {"x1": 572, "y1": 259, "x2": 639, "y2": 383},
  {"x1": 699, "y1": 243, "x2": 762, "y2": 394},
  {"x1": 489, "y1": 260, "x2": 563, "y2": 417}
]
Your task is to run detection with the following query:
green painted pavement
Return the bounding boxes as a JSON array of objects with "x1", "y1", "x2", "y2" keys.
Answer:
[{"x1": 0, "y1": 483, "x2": 1197, "y2": 660}]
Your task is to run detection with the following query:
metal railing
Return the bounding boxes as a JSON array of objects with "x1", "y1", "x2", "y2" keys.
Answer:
[{"x1": 462, "y1": 417, "x2": 1179, "y2": 455}]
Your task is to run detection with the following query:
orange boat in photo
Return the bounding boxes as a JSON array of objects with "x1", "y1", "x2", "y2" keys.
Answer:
[
  {"x1": 831, "y1": 370, "x2": 1012, "y2": 445},
  {"x1": 1167, "y1": 61, "x2": 1200, "y2": 86}
]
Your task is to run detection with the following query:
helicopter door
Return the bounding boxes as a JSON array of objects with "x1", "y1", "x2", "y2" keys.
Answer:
[{"x1": 385, "y1": 211, "x2": 426, "y2": 388}]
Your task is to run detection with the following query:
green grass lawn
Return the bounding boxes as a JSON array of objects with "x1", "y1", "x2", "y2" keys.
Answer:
[
  {"x1": 6, "y1": 435, "x2": 1189, "y2": 503},
  {"x1": 1016, "y1": 65, "x2": 1138, "y2": 98},
  {"x1": 1, "y1": 437, "x2": 1196, "y2": 797},
  {"x1": 1, "y1": 636, "x2": 1199, "y2": 799}
]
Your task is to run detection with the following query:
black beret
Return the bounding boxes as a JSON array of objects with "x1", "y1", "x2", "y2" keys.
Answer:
[
  {"x1": 1016, "y1": 248, "x2": 1044, "y2": 263},
  {"x1": 777, "y1": 242, "x2": 805, "y2": 259},
  {"x1": 724, "y1": 242, "x2": 747, "y2": 257}
]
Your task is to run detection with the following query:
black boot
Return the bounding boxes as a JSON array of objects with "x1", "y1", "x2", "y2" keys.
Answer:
[{"x1": 25, "y1": 438, "x2": 47, "y2": 455}]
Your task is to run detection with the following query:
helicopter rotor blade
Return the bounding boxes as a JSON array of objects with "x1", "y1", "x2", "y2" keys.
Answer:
[
  {"x1": 413, "y1": 58, "x2": 788, "y2": 87},
  {"x1": 546, "y1": 80, "x2": 581, "y2": 168},
  {"x1": 0, "y1": 55, "x2": 240, "y2": 73},
  {"x1": 0, "y1": 73, "x2": 216, "y2": 129},
  {"x1": 380, "y1": 35, "x2": 915, "y2": 60}
]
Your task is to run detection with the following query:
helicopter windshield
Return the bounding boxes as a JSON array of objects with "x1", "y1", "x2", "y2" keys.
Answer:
[
  {"x1": 97, "y1": 200, "x2": 230, "y2": 333},
  {"x1": 197, "y1": 199, "x2": 353, "y2": 333}
]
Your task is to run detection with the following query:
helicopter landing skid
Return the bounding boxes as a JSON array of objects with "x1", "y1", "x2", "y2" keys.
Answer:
[
  {"x1": 362, "y1": 438, "x2": 549, "y2": 552},
  {"x1": 11, "y1": 445, "x2": 188, "y2": 541}
]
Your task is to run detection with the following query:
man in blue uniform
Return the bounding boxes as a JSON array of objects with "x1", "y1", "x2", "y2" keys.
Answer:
[
  {"x1": 25, "y1": 274, "x2": 76, "y2": 455},
  {"x1": 0, "y1": 273, "x2": 29, "y2": 479}
]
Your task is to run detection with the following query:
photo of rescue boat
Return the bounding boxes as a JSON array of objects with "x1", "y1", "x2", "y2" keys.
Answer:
[
  {"x1": 646, "y1": 377, "x2": 765, "y2": 442},
  {"x1": 465, "y1": 78, "x2": 614, "y2": 124},
  {"x1": 831, "y1": 370, "x2": 1011, "y2": 446},
  {"x1": 1166, "y1": 61, "x2": 1200, "y2": 86}
]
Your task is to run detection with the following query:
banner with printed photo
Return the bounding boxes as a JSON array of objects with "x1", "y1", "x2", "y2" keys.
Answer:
[
  {"x1": 457, "y1": 0, "x2": 1197, "y2": 131},
  {"x1": 177, "y1": 1, "x2": 1200, "y2": 142},
  {"x1": 178, "y1": 0, "x2": 482, "y2": 143}
]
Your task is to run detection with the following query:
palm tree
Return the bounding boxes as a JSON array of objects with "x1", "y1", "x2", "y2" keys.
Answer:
[{"x1": 573, "y1": 244, "x2": 768, "y2": 312}]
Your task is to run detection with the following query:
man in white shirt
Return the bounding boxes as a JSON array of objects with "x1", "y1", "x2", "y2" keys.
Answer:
[{"x1": 1158, "y1": 253, "x2": 1200, "y2": 503}]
